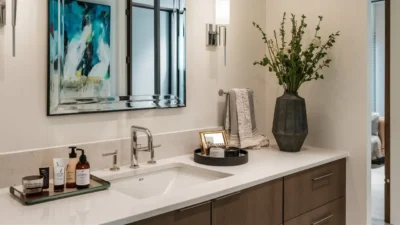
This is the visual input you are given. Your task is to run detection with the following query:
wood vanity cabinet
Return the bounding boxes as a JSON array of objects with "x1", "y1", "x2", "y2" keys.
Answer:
[
  {"x1": 130, "y1": 201, "x2": 211, "y2": 225},
  {"x1": 212, "y1": 178, "x2": 283, "y2": 225}
]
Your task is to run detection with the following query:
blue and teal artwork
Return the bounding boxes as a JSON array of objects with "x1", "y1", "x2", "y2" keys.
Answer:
[
  {"x1": 64, "y1": 0, "x2": 110, "y2": 79},
  {"x1": 49, "y1": 0, "x2": 111, "y2": 106}
]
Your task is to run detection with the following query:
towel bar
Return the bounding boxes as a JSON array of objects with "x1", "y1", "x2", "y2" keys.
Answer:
[{"x1": 218, "y1": 89, "x2": 228, "y2": 96}]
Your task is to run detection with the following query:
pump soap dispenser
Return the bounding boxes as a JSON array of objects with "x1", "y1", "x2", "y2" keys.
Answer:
[
  {"x1": 76, "y1": 149, "x2": 90, "y2": 189},
  {"x1": 66, "y1": 147, "x2": 78, "y2": 188}
]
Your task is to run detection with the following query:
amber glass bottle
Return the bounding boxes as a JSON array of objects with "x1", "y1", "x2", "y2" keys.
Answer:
[{"x1": 76, "y1": 149, "x2": 90, "y2": 189}]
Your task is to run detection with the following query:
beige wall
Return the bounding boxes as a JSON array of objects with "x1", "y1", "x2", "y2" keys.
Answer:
[
  {"x1": 0, "y1": 22, "x2": 3, "y2": 88},
  {"x1": 0, "y1": 0, "x2": 267, "y2": 153},
  {"x1": 263, "y1": 0, "x2": 371, "y2": 224}
]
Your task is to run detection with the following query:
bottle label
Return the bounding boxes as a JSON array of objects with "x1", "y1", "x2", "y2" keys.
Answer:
[
  {"x1": 210, "y1": 147, "x2": 225, "y2": 158},
  {"x1": 54, "y1": 167, "x2": 65, "y2": 185},
  {"x1": 66, "y1": 171, "x2": 76, "y2": 183},
  {"x1": 76, "y1": 169, "x2": 90, "y2": 186},
  {"x1": 66, "y1": 159, "x2": 78, "y2": 183}
]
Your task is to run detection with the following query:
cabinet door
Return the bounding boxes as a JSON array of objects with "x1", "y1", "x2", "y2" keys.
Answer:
[
  {"x1": 130, "y1": 201, "x2": 211, "y2": 225},
  {"x1": 242, "y1": 178, "x2": 283, "y2": 225},
  {"x1": 212, "y1": 178, "x2": 283, "y2": 225},
  {"x1": 212, "y1": 191, "x2": 245, "y2": 225}
]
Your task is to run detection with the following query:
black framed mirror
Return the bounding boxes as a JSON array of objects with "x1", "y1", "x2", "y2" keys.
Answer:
[{"x1": 47, "y1": 0, "x2": 186, "y2": 116}]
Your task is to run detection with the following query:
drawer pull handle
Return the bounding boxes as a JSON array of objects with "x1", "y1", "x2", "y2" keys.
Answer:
[
  {"x1": 179, "y1": 201, "x2": 211, "y2": 212},
  {"x1": 215, "y1": 191, "x2": 242, "y2": 201},
  {"x1": 311, "y1": 214, "x2": 333, "y2": 225},
  {"x1": 312, "y1": 173, "x2": 334, "y2": 181}
]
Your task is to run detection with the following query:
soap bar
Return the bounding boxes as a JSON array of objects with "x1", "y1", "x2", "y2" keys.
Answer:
[{"x1": 209, "y1": 147, "x2": 225, "y2": 158}]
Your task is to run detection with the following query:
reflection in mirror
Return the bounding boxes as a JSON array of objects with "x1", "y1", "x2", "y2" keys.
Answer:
[
  {"x1": 47, "y1": 0, "x2": 186, "y2": 116},
  {"x1": 129, "y1": 0, "x2": 186, "y2": 105},
  {"x1": 204, "y1": 133, "x2": 225, "y2": 145}
]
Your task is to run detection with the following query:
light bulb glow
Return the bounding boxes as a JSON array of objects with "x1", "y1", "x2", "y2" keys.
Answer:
[{"x1": 216, "y1": 0, "x2": 230, "y2": 25}]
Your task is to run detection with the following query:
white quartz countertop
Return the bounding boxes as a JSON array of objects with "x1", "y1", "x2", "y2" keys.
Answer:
[{"x1": 0, "y1": 146, "x2": 349, "y2": 225}]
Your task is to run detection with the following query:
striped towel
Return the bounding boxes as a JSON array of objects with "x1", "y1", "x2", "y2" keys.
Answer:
[{"x1": 224, "y1": 88, "x2": 269, "y2": 149}]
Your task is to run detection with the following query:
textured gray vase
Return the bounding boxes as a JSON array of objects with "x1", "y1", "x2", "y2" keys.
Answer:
[{"x1": 272, "y1": 91, "x2": 308, "y2": 152}]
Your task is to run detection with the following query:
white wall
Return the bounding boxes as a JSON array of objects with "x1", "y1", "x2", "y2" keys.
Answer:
[
  {"x1": 391, "y1": 1, "x2": 400, "y2": 223},
  {"x1": 263, "y1": 0, "x2": 370, "y2": 224},
  {"x1": 0, "y1": 0, "x2": 267, "y2": 153}
]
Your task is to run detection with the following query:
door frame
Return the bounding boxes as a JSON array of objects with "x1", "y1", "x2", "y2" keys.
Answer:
[{"x1": 385, "y1": 0, "x2": 391, "y2": 223}]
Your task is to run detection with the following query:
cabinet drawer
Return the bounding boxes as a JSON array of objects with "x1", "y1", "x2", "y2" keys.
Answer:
[
  {"x1": 284, "y1": 159, "x2": 346, "y2": 221},
  {"x1": 285, "y1": 198, "x2": 345, "y2": 225}
]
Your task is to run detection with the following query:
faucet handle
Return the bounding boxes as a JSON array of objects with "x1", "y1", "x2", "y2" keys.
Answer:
[
  {"x1": 137, "y1": 144, "x2": 162, "y2": 152},
  {"x1": 102, "y1": 150, "x2": 120, "y2": 172}
]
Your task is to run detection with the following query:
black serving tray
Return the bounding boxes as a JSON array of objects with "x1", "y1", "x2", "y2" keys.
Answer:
[
  {"x1": 10, "y1": 175, "x2": 110, "y2": 206},
  {"x1": 194, "y1": 148, "x2": 248, "y2": 166}
]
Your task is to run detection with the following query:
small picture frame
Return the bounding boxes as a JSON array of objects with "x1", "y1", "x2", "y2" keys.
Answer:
[{"x1": 199, "y1": 130, "x2": 229, "y2": 155}]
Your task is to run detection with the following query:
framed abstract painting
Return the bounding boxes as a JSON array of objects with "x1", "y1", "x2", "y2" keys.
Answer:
[{"x1": 48, "y1": 0, "x2": 113, "y2": 115}]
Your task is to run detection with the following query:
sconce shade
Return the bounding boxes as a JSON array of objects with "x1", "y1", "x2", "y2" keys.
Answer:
[
  {"x1": 0, "y1": 1, "x2": 5, "y2": 26},
  {"x1": 216, "y1": 0, "x2": 230, "y2": 25}
]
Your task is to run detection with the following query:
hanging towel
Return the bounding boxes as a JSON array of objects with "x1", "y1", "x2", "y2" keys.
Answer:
[{"x1": 224, "y1": 88, "x2": 269, "y2": 149}]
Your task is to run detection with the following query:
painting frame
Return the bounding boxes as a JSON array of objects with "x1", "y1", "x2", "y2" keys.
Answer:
[
  {"x1": 47, "y1": 0, "x2": 114, "y2": 116},
  {"x1": 199, "y1": 130, "x2": 229, "y2": 155}
]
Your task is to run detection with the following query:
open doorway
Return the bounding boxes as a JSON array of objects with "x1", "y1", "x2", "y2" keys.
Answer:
[{"x1": 370, "y1": 0, "x2": 390, "y2": 224}]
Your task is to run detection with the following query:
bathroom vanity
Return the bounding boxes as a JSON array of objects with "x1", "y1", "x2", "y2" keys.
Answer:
[
  {"x1": 129, "y1": 159, "x2": 345, "y2": 225},
  {"x1": 0, "y1": 147, "x2": 348, "y2": 225}
]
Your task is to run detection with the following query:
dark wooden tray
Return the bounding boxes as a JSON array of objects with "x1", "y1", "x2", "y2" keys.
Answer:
[
  {"x1": 194, "y1": 148, "x2": 248, "y2": 166},
  {"x1": 9, "y1": 175, "x2": 110, "y2": 205}
]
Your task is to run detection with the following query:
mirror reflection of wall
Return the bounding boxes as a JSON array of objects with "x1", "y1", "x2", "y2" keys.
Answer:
[
  {"x1": 130, "y1": 0, "x2": 186, "y2": 102},
  {"x1": 371, "y1": 1, "x2": 385, "y2": 116},
  {"x1": 204, "y1": 133, "x2": 226, "y2": 145}
]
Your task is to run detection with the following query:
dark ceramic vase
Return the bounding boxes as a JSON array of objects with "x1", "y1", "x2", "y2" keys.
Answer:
[{"x1": 272, "y1": 91, "x2": 308, "y2": 152}]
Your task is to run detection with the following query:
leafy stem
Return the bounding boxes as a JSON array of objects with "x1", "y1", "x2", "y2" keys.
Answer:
[{"x1": 252, "y1": 13, "x2": 339, "y2": 93}]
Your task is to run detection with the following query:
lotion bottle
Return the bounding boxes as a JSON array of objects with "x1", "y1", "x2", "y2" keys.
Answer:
[
  {"x1": 76, "y1": 149, "x2": 90, "y2": 189},
  {"x1": 66, "y1": 147, "x2": 78, "y2": 188}
]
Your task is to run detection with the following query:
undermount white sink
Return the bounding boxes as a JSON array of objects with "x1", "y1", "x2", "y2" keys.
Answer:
[{"x1": 110, "y1": 163, "x2": 232, "y2": 199}]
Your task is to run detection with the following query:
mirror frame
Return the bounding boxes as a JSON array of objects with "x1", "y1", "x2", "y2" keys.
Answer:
[{"x1": 46, "y1": 0, "x2": 187, "y2": 116}]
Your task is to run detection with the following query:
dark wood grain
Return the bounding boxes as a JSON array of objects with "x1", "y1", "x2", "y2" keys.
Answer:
[
  {"x1": 212, "y1": 179, "x2": 283, "y2": 225},
  {"x1": 212, "y1": 191, "x2": 246, "y2": 225},
  {"x1": 130, "y1": 201, "x2": 211, "y2": 225},
  {"x1": 385, "y1": 0, "x2": 391, "y2": 223},
  {"x1": 283, "y1": 159, "x2": 346, "y2": 222},
  {"x1": 284, "y1": 198, "x2": 345, "y2": 225}
]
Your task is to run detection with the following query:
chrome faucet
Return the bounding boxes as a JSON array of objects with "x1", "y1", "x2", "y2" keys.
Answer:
[{"x1": 131, "y1": 126, "x2": 159, "y2": 168}]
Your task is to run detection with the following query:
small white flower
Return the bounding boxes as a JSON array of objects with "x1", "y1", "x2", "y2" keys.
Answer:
[{"x1": 311, "y1": 38, "x2": 321, "y2": 47}]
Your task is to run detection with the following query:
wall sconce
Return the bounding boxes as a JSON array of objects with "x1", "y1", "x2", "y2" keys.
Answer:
[
  {"x1": 12, "y1": 0, "x2": 17, "y2": 57},
  {"x1": 206, "y1": 0, "x2": 230, "y2": 65},
  {"x1": 0, "y1": 0, "x2": 5, "y2": 26},
  {"x1": 0, "y1": 0, "x2": 17, "y2": 57}
]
